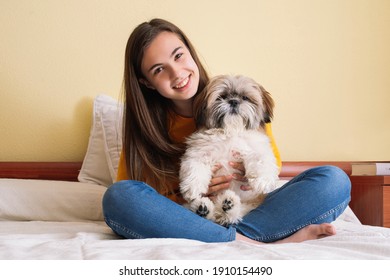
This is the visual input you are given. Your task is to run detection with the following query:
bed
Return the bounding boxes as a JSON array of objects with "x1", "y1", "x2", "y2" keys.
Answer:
[{"x1": 1, "y1": 95, "x2": 390, "y2": 260}]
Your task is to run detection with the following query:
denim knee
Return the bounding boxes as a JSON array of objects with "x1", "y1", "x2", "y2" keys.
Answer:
[
  {"x1": 313, "y1": 165, "x2": 351, "y2": 201},
  {"x1": 102, "y1": 181, "x2": 122, "y2": 208},
  {"x1": 103, "y1": 181, "x2": 128, "y2": 221},
  {"x1": 102, "y1": 180, "x2": 157, "y2": 238},
  {"x1": 305, "y1": 165, "x2": 352, "y2": 222},
  {"x1": 103, "y1": 181, "x2": 126, "y2": 213},
  {"x1": 102, "y1": 181, "x2": 154, "y2": 222}
]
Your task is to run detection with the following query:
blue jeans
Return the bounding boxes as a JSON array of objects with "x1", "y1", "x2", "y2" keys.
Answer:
[{"x1": 102, "y1": 165, "x2": 351, "y2": 243}]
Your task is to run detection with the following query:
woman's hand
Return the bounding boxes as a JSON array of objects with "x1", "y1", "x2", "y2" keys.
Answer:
[
  {"x1": 229, "y1": 161, "x2": 251, "y2": 191},
  {"x1": 206, "y1": 164, "x2": 233, "y2": 198},
  {"x1": 206, "y1": 162, "x2": 250, "y2": 199}
]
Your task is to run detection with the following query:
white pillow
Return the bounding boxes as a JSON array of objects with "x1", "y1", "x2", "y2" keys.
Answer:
[
  {"x1": 78, "y1": 95, "x2": 123, "y2": 187},
  {"x1": 0, "y1": 179, "x2": 105, "y2": 222}
]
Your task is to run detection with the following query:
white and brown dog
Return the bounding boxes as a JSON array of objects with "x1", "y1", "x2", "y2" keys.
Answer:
[{"x1": 179, "y1": 75, "x2": 279, "y2": 225}]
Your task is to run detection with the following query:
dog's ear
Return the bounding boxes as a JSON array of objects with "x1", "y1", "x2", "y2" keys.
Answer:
[
  {"x1": 192, "y1": 86, "x2": 208, "y2": 128},
  {"x1": 259, "y1": 84, "x2": 274, "y2": 125}
]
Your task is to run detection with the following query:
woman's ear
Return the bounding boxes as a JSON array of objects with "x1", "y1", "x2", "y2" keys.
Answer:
[{"x1": 139, "y1": 78, "x2": 156, "y2": 90}]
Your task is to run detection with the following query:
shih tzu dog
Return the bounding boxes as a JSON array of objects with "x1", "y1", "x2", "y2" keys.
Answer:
[{"x1": 179, "y1": 75, "x2": 279, "y2": 225}]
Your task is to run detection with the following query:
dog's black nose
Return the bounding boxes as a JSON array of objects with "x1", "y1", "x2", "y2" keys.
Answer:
[{"x1": 229, "y1": 99, "x2": 239, "y2": 107}]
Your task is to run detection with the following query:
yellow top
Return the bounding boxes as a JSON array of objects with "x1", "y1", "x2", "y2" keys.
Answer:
[{"x1": 116, "y1": 113, "x2": 281, "y2": 202}]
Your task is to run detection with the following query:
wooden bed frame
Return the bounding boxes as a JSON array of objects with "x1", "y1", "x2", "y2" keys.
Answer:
[
  {"x1": 0, "y1": 162, "x2": 83, "y2": 181},
  {"x1": 0, "y1": 161, "x2": 352, "y2": 181}
]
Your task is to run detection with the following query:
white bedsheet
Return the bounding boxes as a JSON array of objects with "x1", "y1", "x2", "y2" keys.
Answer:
[{"x1": 1, "y1": 179, "x2": 390, "y2": 260}]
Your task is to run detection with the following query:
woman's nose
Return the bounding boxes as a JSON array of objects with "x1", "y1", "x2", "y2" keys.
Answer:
[{"x1": 169, "y1": 64, "x2": 182, "y2": 79}]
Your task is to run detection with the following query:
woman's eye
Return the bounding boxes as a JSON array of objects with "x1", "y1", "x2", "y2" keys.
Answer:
[
  {"x1": 153, "y1": 67, "x2": 163, "y2": 75},
  {"x1": 175, "y1": 53, "x2": 183, "y2": 60}
]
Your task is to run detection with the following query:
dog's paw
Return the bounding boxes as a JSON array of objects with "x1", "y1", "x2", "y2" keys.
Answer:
[
  {"x1": 214, "y1": 190, "x2": 242, "y2": 225},
  {"x1": 189, "y1": 197, "x2": 215, "y2": 220},
  {"x1": 196, "y1": 203, "x2": 209, "y2": 217},
  {"x1": 222, "y1": 198, "x2": 234, "y2": 212}
]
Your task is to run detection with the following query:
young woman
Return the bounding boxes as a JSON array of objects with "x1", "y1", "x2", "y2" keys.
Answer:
[{"x1": 102, "y1": 18, "x2": 351, "y2": 244}]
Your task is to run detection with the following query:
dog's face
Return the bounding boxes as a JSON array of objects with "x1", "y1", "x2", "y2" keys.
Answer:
[{"x1": 193, "y1": 75, "x2": 274, "y2": 130}]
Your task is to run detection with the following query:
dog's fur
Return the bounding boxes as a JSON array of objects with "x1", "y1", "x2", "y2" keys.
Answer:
[{"x1": 179, "y1": 75, "x2": 279, "y2": 225}]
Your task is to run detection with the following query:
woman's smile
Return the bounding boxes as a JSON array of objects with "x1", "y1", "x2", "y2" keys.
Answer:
[{"x1": 173, "y1": 75, "x2": 190, "y2": 89}]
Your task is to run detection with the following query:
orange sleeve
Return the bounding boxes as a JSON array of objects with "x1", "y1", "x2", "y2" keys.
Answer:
[
  {"x1": 116, "y1": 150, "x2": 128, "y2": 182},
  {"x1": 264, "y1": 123, "x2": 282, "y2": 170}
]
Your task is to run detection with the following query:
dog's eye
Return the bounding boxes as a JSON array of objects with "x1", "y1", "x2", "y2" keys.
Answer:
[
  {"x1": 242, "y1": 96, "x2": 250, "y2": 101},
  {"x1": 218, "y1": 94, "x2": 228, "y2": 100}
]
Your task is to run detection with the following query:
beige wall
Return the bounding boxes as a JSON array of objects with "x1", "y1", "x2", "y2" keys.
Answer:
[{"x1": 1, "y1": 0, "x2": 389, "y2": 162}]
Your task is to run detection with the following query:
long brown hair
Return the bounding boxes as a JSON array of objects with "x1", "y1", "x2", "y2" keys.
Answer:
[{"x1": 122, "y1": 18, "x2": 209, "y2": 194}]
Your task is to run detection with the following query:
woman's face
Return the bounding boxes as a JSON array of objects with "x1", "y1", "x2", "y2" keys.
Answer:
[{"x1": 140, "y1": 31, "x2": 200, "y2": 115}]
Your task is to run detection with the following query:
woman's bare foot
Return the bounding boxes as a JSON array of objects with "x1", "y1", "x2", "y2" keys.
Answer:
[
  {"x1": 235, "y1": 223, "x2": 336, "y2": 245},
  {"x1": 236, "y1": 233, "x2": 265, "y2": 245},
  {"x1": 274, "y1": 223, "x2": 336, "y2": 244}
]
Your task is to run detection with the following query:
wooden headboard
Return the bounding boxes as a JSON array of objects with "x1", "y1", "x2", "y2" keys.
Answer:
[
  {"x1": 0, "y1": 162, "x2": 82, "y2": 181},
  {"x1": 0, "y1": 161, "x2": 352, "y2": 181}
]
